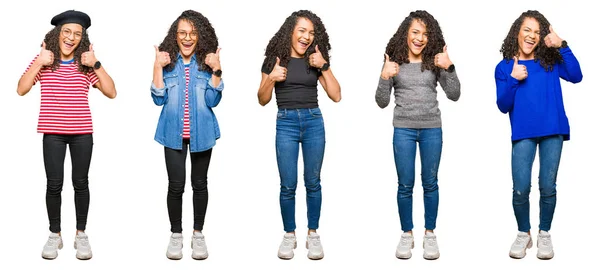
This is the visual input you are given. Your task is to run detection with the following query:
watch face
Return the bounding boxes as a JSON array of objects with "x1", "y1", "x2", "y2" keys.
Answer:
[
  {"x1": 214, "y1": 70, "x2": 222, "y2": 77},
  {"x1": 94, "y1": 61, "x2": 101, "y2": 69}
]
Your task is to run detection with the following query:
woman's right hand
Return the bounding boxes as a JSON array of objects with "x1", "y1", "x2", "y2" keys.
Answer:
[
  {"x1": 510, "y1": 56, "x2": 528, "y2": 81},
  {"x1": 154, "y1": 45, "x2": 171, "y2": 68},
  {"x1": 36, "y1": 41, "x2": 54, "y2": 66},
  {"x1": 381, "y1": 53, "x2": 399, "y2": 80},
  {"x1": 268, "y1": 57, "x2": 287, "y2": 82}
]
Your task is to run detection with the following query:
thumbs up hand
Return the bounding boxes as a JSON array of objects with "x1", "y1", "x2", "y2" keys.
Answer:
[
  {"x1": 511, "y1": 56, "x2": 528, "y2": 81},
  {"x1": 37, "y1": 41, "x2": 54, "y2": 66},
  {"x1": 268, "y1": 57, "x2": 287, "y2": 82},
  {"x1": 381, "y1": 53, "x2": 399, "y2": 80},
  {"x1": 309, "y1": 45, "x2": 327, "y2": 69},
  {"x1": 544, "y1": 25, "x2": 564, "y2": 48},
  {"x1": 154, "y1": 45, "x2": 171, "y2": 68},
  {"x1": 81, "y1": 44, "x2": 98, "y2": 67},
  {"x1": 434, "y1": 45, "x2": 452, "y2": 69},
  {"x1": 205, "y1": 47, "x2": 222, "y2": 71}
]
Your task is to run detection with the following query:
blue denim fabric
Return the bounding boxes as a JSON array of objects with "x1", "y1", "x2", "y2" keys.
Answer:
[
  {"x1": 512, "y1": 135, "x2": 563, "y2": 232},
  {"x1": 276, "y1": 108, "x2": 325, "y2": 232},
  {"x1": 393, "y1": 127, "x2": 442, "y2": 231},
  {"x1": 150, "y1": 53, "x2": 223, "y2": 153}
]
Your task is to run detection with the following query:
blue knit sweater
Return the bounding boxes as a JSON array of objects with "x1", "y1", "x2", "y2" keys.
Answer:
[{"x1": 495, "y1": 47, "x2": 582, "y2": 141}]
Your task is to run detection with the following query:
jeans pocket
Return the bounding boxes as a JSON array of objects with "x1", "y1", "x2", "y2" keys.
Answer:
[
  {"x1": 277, "y1": 110, "x2": 286, "y2": 119},
  {"x1": 309, "y1": 108, "x2": 322, "y2": 118}
]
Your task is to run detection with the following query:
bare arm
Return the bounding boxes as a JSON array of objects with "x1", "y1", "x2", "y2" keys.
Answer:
[{"x1": 318, "y1": 68, "x2": 341, "y2": 102}]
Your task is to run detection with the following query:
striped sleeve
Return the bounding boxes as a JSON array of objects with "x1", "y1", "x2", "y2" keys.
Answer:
[
  {"x1": 23, "y1": 55, "x2": 42, "y2": 84},
  {"x1": 88, "y1": 70, "x2": 100, "y2": 86}
]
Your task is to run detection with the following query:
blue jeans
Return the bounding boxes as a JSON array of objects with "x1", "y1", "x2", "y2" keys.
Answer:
[
  {"x1": 276, "y1": 108, "x2": 325, "y2": 232},
  {"x1": 512, "y1": 135, "x2": 563, "y2": 232},
  {"x1": 393, "y1": 128, "x2": 442, "y2": 232}
]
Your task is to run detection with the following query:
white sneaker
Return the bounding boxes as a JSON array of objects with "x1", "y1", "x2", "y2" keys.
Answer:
[
  {"x1": 41, "y1": 233, "x2": 63, "y2": 259},
  {"x1": 537, "y1": 231, "x2": 554, "y2": 260},
  {"x1": 423, "y1": 231, "x2": 440, "y2": 260},
  {"x1": 509, "y1": 232, "x2": 532, "y2": 259},
  {"x1": 166, "y1": 233, "x2": 183, "y2": 260},
  {"x1": 306, "y1": 232, "x2": 324, "y2": 260},
  {"x1": 191, "y1": 231, "x2": 208, "y2": 260},
  {"x1": 395, "y1": 232, "x2": 414, "y2": 259},
  {"x1": 277, "y1": 232, "x2": 297, "y2": 260},
  {"x1": 74, "y1": 231, "x2": 92, "y2": 260}
]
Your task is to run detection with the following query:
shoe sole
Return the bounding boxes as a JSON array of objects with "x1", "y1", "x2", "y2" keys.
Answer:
[
  {"x1": 74, "y1": 242, "x2": 92, "y2": 260},
  {"x1": 191, "y1": 240, "x2": 209, "y2": 260},
  {"x1": 509, "y1": 239, "x2": 532, "y2": 259},
  {"x1": 42, "y1": 241, "x2": 63, "y2": 260},
  {"x1": 423, "y1": 253, "x2": 440, "y2": 260},
  {"x1": 306, "y1": 241, "x2": 324, "y2": 260},
  {"x1": 396, "y1": 241, "x2": 414, "y2": 259},
  {"x1": 537, "y1": 251, "x2": 554, "y2": 260},
  {"x1": 278, "y1": 241, "x2": 297, "y2": 260},
  {"x1": 167, "y1": 252, "x2": 183, "y2": 260}
]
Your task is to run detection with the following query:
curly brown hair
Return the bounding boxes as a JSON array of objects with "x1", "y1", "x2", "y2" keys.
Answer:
[
  {"x1": 159, "y1": 10, "x2": 218, "y2": 72},
  {"x1": 500, "y1": 10, "x2": 562, "y2": 71},
  {"x1": 385, "y1": 10, "x2": 445, "y2": 77},
  {"x1": 262, "y1": 10, "x2": 331, "y2": 74},
  {"x1": 43, "y1": 25, "x2": 92, "y2": 74}
]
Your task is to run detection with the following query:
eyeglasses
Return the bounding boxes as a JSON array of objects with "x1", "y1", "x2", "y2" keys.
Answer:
[
  {"x1": 61, "y1": 28, "x2": 82, "y2": 40},
  {"x1": 177, "y1": 30, "x2": 198, "y2": 40}
]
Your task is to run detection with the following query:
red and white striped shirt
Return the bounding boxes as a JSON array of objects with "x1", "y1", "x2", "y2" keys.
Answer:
[
  {"x1": 183, "y1": 66, "x2": 191, "y2": 139},
  {"x1": 25, "y1": 57, "x2": 99, "y2": 134}
]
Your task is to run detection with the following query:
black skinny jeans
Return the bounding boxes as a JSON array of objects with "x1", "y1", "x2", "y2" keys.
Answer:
[
  {"x1": 43, "y1": 134, "x2": 93, "y2": 233},
  {"x1": 165, "y1": 140, "x2": 212, "y2": 233}
]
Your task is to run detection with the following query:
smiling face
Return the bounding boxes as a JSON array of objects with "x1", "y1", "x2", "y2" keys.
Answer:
[
  {"x1": 517, "y1": 17, "x2": 540, "y2": 60},
  {"x1": 406, "y1": 19, "x2": 428, "y2": 62},
  {"x1": 58, "y1": 23, "x2": 83, "y2": 60},
  {"x1": 176, "y1": 19, "x2": 198, "y2": 63},
  {"x1": 290, "y1": 17, "x2": 314, "y2": 58}
]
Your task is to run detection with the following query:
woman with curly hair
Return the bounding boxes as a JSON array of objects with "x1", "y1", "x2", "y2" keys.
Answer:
[
  {"x1": 375, "y1": 10, "x2": 460, "y2": 260},
  {"x1": 151, "y1": 10, "x2": 223, "y2": 260},
  {"x1": 16, "y1": 10, "x2": 116, "y2": 260},
  {"x1": 257, "y1": 9, "x2": 341, "y2": 260},
  {"x1": 496, "y1": 10, "x2": 582, "y2": 260}
]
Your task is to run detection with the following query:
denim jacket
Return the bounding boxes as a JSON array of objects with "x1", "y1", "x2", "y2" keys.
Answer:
[{"x1": 151, "y1": 53, "x2": 224, "y2": 152}]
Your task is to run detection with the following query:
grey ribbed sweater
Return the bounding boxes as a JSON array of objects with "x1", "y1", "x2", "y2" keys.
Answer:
[{"x1": 376, "y1": 63, "x2": 460, "y2": 128}]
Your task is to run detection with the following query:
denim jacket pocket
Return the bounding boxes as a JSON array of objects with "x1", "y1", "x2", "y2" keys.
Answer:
[{"x1": 165, "y1": 73, "x2": 179, "y2": 88}]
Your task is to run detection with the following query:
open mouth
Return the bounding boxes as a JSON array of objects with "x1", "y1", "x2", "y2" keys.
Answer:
[
  {"x1": 298, "y1": 40, "x2": 310, "y2": 50},
  {"x1": 412, "y1": 41, "x2": 424, "y2": 48},
  {"x1": 182, "y1": 43, "x2": 194, "y2": 49},
  {"x1": 64, "y1": 41, "x2": 74, "y2": 50},
  {"x1": 524, "y1": 40, "x2": 536, "y2": 48}
]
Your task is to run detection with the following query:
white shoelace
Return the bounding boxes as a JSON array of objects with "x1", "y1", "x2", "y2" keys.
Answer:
[
  {"x1": 539, "y1": 235, "x2": 551, "y2": 246},
  {"x1": 46, "y1": 237, "x2": 59, "y2": 247},
  {"x1": 308, "y1": 236, "x2": 321, "y2": 247},
  {"x1": 425, "y1": 236, "x2": 437, "y2": 247},
  {"x1": 282, "y1": 237, "x2": 295, "y2": 247},
  {"x1": 514, "y1": 236, "x2": 528, "y2": 248}
]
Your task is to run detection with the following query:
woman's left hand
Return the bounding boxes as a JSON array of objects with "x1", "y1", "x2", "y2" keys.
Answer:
[
  {"x1": 309, "y1": 45, "x2": 327, "y2": 69},
  {"x1": 434, "y1": 45, "x2": 452, "y2": 70},
  {"x1": 81, "y1": 44, "x2": 98, "y2": 67},
  {"x1": 205, "y1": 48, "x2": 222, "y2": 71}
]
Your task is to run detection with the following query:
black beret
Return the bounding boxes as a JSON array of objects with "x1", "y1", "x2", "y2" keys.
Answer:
[{"x1": 51, "y1": 10, "x2": 91, "y2": 29}]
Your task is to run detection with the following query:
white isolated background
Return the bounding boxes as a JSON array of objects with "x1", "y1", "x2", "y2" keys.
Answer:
[{"x1": 0, "y1": 0, "x2": 597, "y2": 269}]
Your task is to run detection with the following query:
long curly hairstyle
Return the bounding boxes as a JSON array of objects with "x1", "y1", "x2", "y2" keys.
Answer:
[
  {"x1": 262, "y1": 10, "x2": 331, "y2": 73},
  {"x1": 159, "y1": 10, "x2": 218, "y2": 72},
  {"x1": 385, "y1": 10, "x2": 445, "y2": 76},
  {"x1": 43, "y1": 25, "x2": 92, "y2": 74},
  {"x1": 500, "y1": 10, "x2": 562, "y2": 71}
]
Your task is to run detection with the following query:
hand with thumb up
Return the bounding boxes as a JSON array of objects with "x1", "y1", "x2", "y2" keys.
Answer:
[
  {"x1": 268, "y1": 57, "x2": 287, "y2": 82},
  {"x1": 434, "y1": 45, "x2": 453, "y2": 70},
  {"x1": 37, "y1": 41, "x2": 54, "y2": 66},
  {"x1": 511, "y1": 56, "x2": 528, "y2": 81}
]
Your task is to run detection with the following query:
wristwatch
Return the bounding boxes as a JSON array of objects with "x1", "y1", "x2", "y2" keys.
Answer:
[
  {"x1": 213, "y1": 69, "x2": 222, "y2": 77},
  {"x1": 93, "y1": 61, "x2": 101, "y2": 70},
  {"x1": 445, "y1": 64, "x2": 455, "y2": 73},
  {"x1": 560, "y1": 40, "x2": 568, "y2": 49},
  {"x1": 320, "y1": 63, "x2": 330, "y2": 71}
]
